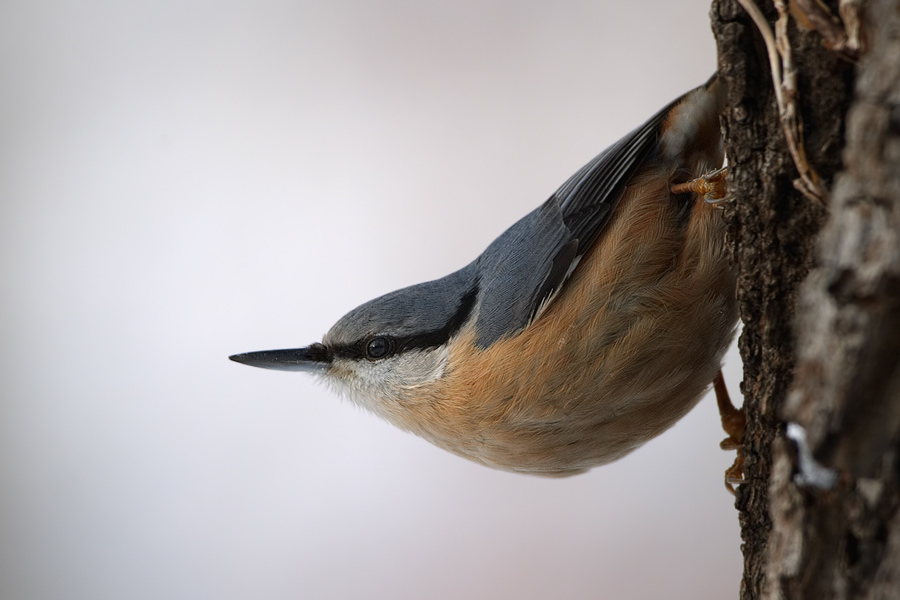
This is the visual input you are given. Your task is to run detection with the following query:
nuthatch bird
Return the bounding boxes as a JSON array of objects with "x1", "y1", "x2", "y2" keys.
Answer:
[{"x1": 231, "y1": 76, "x2": 740, "y2": 477}]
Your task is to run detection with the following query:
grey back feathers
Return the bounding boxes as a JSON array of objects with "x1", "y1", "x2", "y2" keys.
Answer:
[{"x1": 325, "y1": 90, "x2": 686, "y2": 354}]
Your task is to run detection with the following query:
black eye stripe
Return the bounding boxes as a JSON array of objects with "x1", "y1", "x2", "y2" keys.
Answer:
[{"x1": 330, "y1": 285, "x2": 479, "y2": 360}]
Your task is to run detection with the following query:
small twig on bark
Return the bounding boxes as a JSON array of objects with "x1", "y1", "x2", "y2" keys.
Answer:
[
  {"x1": 774, "y1": 0, "x2": 828, "y2": 204},
  {"x1": 735, "y1": 0, "x2": 828, "y2": 205}
]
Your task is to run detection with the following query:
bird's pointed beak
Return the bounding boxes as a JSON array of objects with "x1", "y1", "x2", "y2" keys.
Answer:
[{"x1": 229, "y1": 343, "x2": 331, "y2": 373}]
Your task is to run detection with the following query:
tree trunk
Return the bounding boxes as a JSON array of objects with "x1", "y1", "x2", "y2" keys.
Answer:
[{"x1": 711, "y1": 0, "x2": 900, "y2": 598}]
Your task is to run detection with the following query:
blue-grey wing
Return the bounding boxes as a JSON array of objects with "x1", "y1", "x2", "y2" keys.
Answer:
[{"x1": 472, "y1": 92, "x2": 684, "y2": 349}]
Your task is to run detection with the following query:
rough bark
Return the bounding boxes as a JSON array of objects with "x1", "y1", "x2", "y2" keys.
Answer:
[{"x1": 711, "y1": 0, "x2": 900, "y2": 598}]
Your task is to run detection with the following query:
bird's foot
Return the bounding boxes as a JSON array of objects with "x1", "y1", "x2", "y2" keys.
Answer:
[
  {"x1": 713, "y1": 369, "x2": 746, "y2": 495},
  {"x1": 671, "y1": 167, "x2": 731, "y2": 205}
]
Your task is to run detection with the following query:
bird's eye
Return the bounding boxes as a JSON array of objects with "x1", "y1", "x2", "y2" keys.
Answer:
[{"x1": 365, "y1": 336, "x2": 391, "y2": 360}]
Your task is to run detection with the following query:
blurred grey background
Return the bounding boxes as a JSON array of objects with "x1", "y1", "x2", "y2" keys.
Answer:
[{"x1": 1, "y1": 1, "x2": 743, "y2": 599}]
